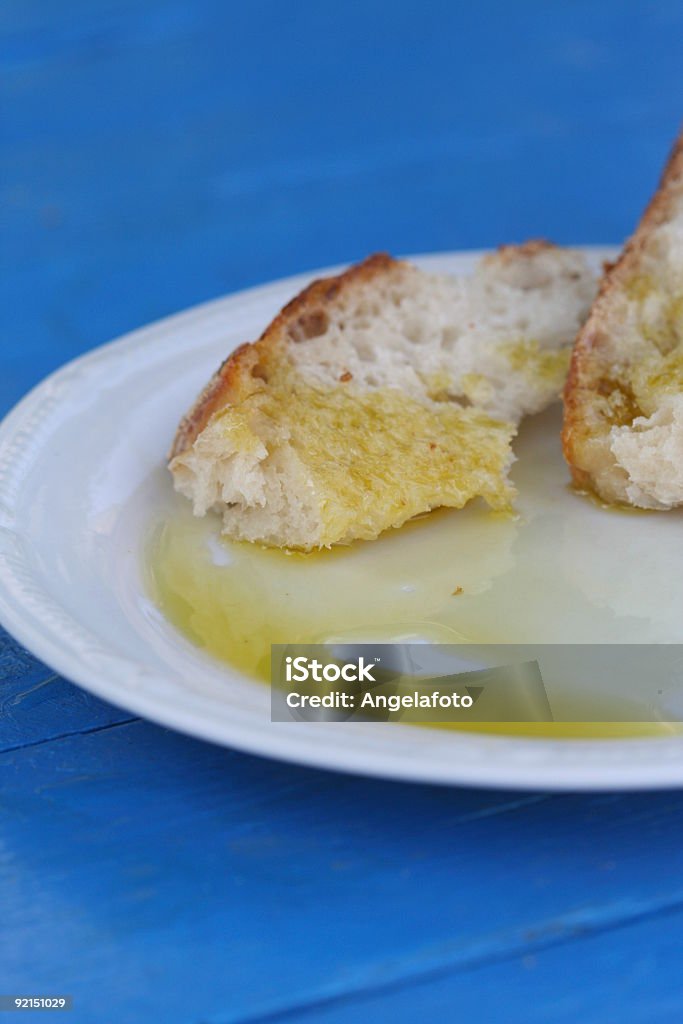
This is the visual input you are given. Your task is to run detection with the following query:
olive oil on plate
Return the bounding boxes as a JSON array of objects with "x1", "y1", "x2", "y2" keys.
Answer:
[{"x1": 148, "y1": 408, "x2": 683, "y2": 739}]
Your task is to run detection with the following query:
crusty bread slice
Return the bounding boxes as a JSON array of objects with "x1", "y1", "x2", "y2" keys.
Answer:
[
  {"x1": 563, "y1": 129, "x2": 683, "y2": 509},
  {"x1": 170, "y1": 244, "x2": 594, "y2": 549}
]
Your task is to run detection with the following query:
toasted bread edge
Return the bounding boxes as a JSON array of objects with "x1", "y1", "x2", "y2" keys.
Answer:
[
  {"x1": 562, "y1": 127, "x2": 683, "y2": 490},
  {"x1": 168, "y1": 252, "x2": 402, "y2": 460}
]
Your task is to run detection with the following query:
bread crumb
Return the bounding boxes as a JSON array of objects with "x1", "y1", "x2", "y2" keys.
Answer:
[{"x1": 452, "y1": 586, "x2": 463, "y2": 596}]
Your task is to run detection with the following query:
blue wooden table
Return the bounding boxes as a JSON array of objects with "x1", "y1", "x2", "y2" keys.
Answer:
[{"x1": 3, "y1": 2, "x2": 683, "y2": 1021}]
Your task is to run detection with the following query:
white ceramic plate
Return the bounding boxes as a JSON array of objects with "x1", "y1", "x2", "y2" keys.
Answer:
[{"x1": 3, "y1": 248, "x2": 683, "y2": 791}]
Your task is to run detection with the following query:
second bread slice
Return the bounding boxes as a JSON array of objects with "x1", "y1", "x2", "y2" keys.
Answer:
[{"x1": 563, "y1": 129, "x2": 683, "y2": 509}]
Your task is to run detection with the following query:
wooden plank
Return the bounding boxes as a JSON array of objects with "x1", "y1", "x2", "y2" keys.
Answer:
[
  {"x1": 3, "y1": 718, "x2": 683, "y2": 1022},
  {"x1": 0, "y1": 629, "x2": 135, "y2": 753},
  {"x1": 281, "y1": 908, "x2": 683, "y2": 1024}
]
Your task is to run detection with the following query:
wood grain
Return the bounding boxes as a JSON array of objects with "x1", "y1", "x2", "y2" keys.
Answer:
[
  {"x1": 0, "y1": 629, "x2": 136, "y2": 753},
  {"x1": 3, "y1": 719, "x2": 683, "y2": 1022}
]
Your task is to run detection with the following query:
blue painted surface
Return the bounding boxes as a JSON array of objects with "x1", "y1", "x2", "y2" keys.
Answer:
[{"x1": 2, "y1": 2, "x2": 683, "y2": 1021}]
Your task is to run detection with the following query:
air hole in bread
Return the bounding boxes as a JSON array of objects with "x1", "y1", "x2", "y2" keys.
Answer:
[
  {"x1": 441, "y1": 326, "x2": 460, "y2": 349},
  {"x1": 289, "y1": 310, "x2": 329, "y2": 343},
  {"x1": 404, "y1": 322, "x2": 425, "y2": 344},
  {"x1": 354, "y1": 341, "x2": 376, "y2": 362}
]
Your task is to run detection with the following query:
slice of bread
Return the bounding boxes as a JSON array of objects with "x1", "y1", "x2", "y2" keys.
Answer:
[
  {"x1": 563, "y1": 129, "x2": 683, "y2": 509},
  {"x1": 170, "y1": 244, "x2": 594, "y2": 549}
]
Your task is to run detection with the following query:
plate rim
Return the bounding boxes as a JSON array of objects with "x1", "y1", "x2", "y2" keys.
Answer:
[{"x1": 6, "y1": 245, "x2": 683, "y2": 792}]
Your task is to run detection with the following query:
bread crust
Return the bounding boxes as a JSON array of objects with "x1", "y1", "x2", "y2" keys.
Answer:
[
  {"x1": 171, "y1": 244, "x2": 570, "y2": 461},
  {"x1": 485, "y1": 238, "x2": 558, "y2": 262},
  {"x1": 169, "y1": 253, "x2": 402, "y2": 459},
  {"x1": 562, "y1": 128, "x2": 683, "y2": 489}
]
